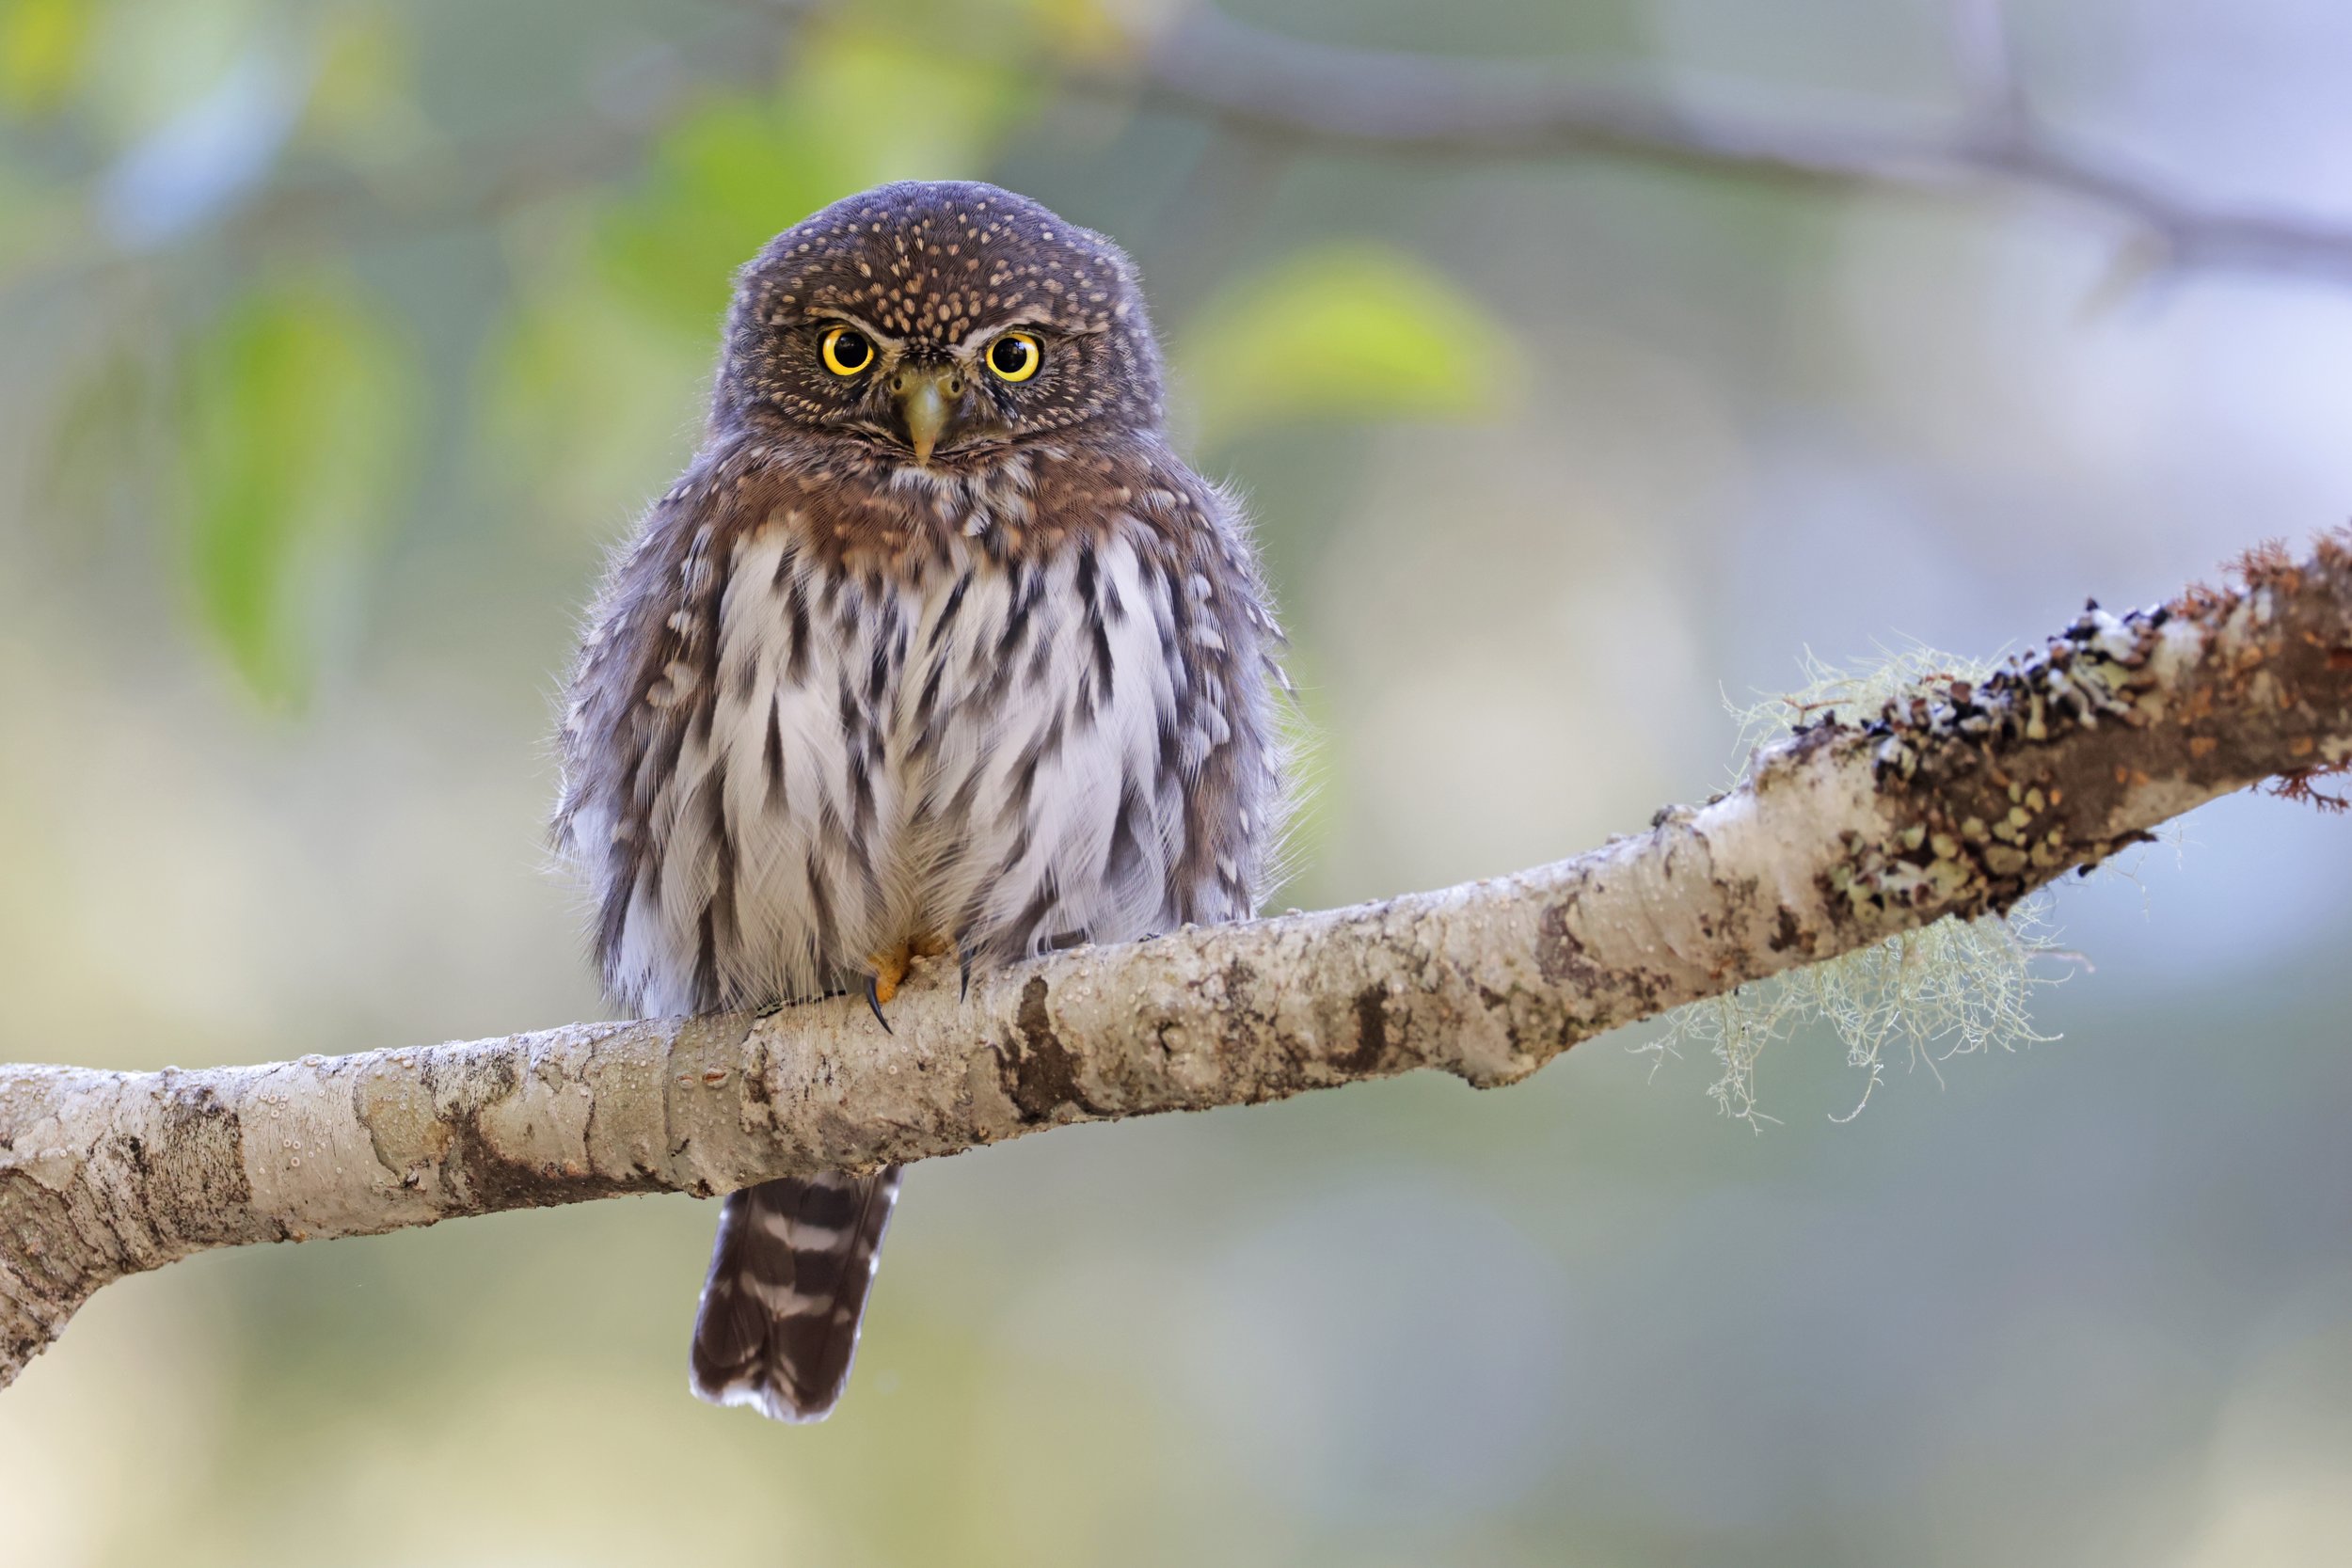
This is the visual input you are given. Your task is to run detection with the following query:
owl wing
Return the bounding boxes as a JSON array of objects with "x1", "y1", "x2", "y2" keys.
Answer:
[
  {"x1": 554, "y1": 462, "x2": 759, "y2": 1016},
  {"x1": 1138, "y1": 464, "x2": 1289, "y2": 926}
]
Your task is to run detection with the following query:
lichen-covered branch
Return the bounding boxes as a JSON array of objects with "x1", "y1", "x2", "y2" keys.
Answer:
[{"x1": 6, "y1": 535, "x2": 2351, "y2": 1389}]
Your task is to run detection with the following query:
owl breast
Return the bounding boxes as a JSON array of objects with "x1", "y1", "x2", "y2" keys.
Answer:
[{"x1": 606, "y1": 515, "x2": 1197, "y2": 1017}]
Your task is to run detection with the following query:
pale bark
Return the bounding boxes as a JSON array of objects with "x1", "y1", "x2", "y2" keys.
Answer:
[{"x1": 5, "y1": 536, "x2": 2350, "y2": 1389}]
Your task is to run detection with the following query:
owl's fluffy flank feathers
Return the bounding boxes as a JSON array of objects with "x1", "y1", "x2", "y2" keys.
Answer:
[{"x1": 554, "y1": 182, "x2": 1284, "y2": 1421}]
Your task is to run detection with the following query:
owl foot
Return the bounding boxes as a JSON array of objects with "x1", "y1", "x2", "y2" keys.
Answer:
[{"x1": 864, "y1": 934, "x2": 957, "y2": 1030}]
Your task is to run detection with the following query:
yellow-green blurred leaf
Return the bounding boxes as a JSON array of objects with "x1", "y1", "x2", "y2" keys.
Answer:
[
  {"x1": 179, "y1": 280, "x2": 413, "y2": 707},
  {"x1": 1177, "y1": 244, "x2": 1523, "y2": 451},
  {"x1": 596, "y1": 22, "x2": 1037, "y2": 333},
  {"x1": 995, "y1": 0, "x2": 1142, "y2": 66},
  {"x1": 793, "y1": 24, "x2": 1034, "y2": 182},
  {"x1": 483, "y1": 261, "x2": 712, "y2": 532},
  {"x1": 0, "y1": 0, "x2": 88, "y2": 114},
  {"x1": 303, "y1": 2, "x2": 423, "y2": 163}
]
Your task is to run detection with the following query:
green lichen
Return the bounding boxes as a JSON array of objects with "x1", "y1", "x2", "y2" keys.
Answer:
[
  {"x1": 1640, "y1": 645, "x2": 2069, "y2": 1126},
  {"x1": 1721, "y1": 643, "x2": 2003, "y2": 772},
  {"x1": 1638, "y1": 897, "x2": 2063, "y2": 1127}
]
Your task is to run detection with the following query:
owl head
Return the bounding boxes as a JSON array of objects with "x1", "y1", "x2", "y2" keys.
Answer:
[{"x1": 715, "y1": 182, "x2": 1164, "y2": 469}]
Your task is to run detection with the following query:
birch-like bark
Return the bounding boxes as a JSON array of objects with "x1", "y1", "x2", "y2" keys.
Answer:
[{"x1": 5, "y1": 535, "x2": 2350, "y2": 1389}]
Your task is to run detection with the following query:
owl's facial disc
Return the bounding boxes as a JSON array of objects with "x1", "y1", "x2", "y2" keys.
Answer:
[{"x1": 721, "y1": 182, "x2": 1166, "y2": 457}]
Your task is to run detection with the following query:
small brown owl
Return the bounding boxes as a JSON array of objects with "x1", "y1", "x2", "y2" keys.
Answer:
[{"x1": 554, "y1": 182, "x2": 1285, "y2": 1421}]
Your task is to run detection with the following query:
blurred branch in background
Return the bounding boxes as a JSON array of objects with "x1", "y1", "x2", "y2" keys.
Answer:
[
  {"x1": 1123, "y1": 4, "x2": 2352, "y2": 286},
  {"x1": 11, "y1": 0, "x2": 2352, "y2": 711},
  {"x1": 214, "y1": 0, "x2": 834, "y2": 257},
  {"x1": 8, "y1": 532, "x2": 2348, "y2": 1393},
  {"x1": 24, "y1": 1, "x2": 2352, "y2": 294}
]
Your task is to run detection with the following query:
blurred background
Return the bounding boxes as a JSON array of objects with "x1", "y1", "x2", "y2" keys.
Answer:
[{"x1": 5, "y1": 0, "x2": 2352, "y2": 1562}]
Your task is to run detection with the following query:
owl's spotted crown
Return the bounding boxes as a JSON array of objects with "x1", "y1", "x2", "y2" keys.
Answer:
[{"x1": 716, "y1": 181, "x2": 1166, "y2": 464}]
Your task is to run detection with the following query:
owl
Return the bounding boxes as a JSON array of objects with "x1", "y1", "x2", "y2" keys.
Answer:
[{"x1": 554, "y1": 181, "x2": 1285, "y2": 1422}]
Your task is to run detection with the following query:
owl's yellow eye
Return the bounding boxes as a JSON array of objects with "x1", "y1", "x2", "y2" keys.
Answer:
[
  {"x1": 821, "y1": 325, "x2": 875, "y2": 376},
  {"x1": 985, "y1": 331, "x2": 1041, "y2": 383}
]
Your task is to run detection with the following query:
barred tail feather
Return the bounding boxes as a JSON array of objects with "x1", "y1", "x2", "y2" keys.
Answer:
[{"x1": 689, "y1": 1167, "x2": 902, "y2": 1422}]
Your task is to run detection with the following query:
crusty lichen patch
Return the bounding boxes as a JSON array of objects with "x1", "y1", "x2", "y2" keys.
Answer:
[{"x1": 1721, "y1": 644, "x2": 2005, "y2": 782}]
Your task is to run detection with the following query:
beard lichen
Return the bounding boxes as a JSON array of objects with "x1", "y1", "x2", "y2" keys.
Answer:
[
  {"x1": 1639, "y1": 895, "x2": 2063, "y2": 1127},
  {"x1": 1638, "y1": 645, "x2": 2069, "y2": 1126}
]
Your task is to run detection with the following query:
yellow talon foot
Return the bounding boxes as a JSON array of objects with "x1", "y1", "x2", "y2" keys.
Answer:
[
  {"x1": 865, "y1": 934, "x2": 954, "y2": 1023},
  {"x1": 867, "y1": 945, "x2": 912, "y2": 1008},
  {"x1": 870, "y1": 934, "x2": 953, "y2": 1004}
]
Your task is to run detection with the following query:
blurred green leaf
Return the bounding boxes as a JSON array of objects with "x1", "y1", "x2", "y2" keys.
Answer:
[
  {"x1": 179, "y1": 279, "x2": 413, "y2": 708},
  {"x1": 302, "y1": 2, "x2": 424, "y2": 165},
  {"x1": 1176, "y1": 243, "x2": 1524, "y2": 451},
  {"x1": 596, "y1": 21, "x2": 1039, "y2": 333},
  {"x1": 0, "y1": 0, "x2": 87, "y2": 114},
  {"x1": 482, "y1": 260, "x2": 712, "y2": 533},
  {"x1": 1010, "y1": 0, "x2": 1133, "y2": 60},
  {"x1": 595, "y1": 95, "x2": 840, "y2": 335}
]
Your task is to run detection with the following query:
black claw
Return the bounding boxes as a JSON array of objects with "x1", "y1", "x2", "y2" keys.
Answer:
[
  {"x1": 960, "y1": 950, "x2": 974, "y2": 1003},
  {"x1": 865, "y1": 975, "x2": 893, "y2": 1034}
]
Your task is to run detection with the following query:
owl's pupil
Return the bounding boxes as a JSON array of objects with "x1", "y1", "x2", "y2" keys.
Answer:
[{"x1": 991, "y1": 338, "x2": 1031, "y2": 376}]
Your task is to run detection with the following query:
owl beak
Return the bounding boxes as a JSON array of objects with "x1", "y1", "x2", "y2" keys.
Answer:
[{"x1": 893, "y1": 366, "x2": 963, "y2": 465}]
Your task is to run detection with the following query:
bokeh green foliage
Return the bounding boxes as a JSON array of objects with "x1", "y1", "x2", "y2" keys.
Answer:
[
  {"x1": 1178, "y1": 243, "x2": 1526, "y2": 452},
  {"x1": 178, "y1": 278, "x2": 412, "y2": 707},
  {"x1": 2, "y1": 0, "x2": 1521, "y2": 705},
  {"x1": 596, "y1": 22, "x2": 1041, "y2": 333},
  {"x1": 0, "y1": 0, "x2": 87, "y2": 114}
]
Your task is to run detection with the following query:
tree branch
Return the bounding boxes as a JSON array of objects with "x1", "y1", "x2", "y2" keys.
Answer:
[{"x1": 6, "y1": 534, "x2": 2351, "y2": 1388}]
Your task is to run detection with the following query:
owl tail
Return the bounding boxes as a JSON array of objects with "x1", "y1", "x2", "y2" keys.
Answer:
[{"x1": 689, "y1": 1167, "x2": 903, "y2": 1422}]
